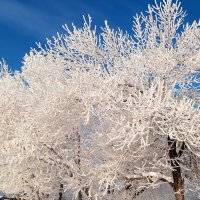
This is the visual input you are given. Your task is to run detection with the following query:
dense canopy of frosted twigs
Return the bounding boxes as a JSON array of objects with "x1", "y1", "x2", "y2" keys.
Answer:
[{"x1": 0, "y1": 0, "x2": 199, "y2": 199}]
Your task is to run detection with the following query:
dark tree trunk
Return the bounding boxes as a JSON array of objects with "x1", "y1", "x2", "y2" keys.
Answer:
[
  {"x1": 77, "y1": 191, "x2": 82, "y2": 200},
  {"x1": 75, "y1": 129, "x2": 83, "y2": 200},
  {"x1": 58, "y1": 184, "x2": 63, "y2": 200},
  {"x1": 172, "y1": 168, "x2": 185, "y2": 200},
  {"x1": 168, "y1": 137, "x2": 185, "y2": 200}
]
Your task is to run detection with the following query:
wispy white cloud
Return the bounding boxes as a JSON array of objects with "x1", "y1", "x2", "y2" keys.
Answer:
[
  {"x1": 0, "y1": 0, "x2": 148, "y2": 40},
  {"x1": 0, "y1": 0, "x2": 63, "y2": 38}
]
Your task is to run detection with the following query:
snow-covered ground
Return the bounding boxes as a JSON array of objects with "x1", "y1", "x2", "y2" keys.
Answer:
[
  {"x1": 135, "y1": 181, "x2": 199, "y2": 200},
  {"x1": 0, "y1": 180, "x2": 199, "y2": 199}
]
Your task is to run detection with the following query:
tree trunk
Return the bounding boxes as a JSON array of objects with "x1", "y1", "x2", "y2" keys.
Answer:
[
  {"x1": 74, "y1": 128, "x2": 82, "y2": 200},
  {"x1": 172, "y1": 164, "x2": 185, "y2": 200},
  {"x1": 77, "y1": 191, "x2": 82, "y2": 200},
  {"x1": 58, "y1": 184, "x2": 63, "y2": 200},
  {"x1": 168, "y1": 137, "x2": 185, "y2": 200}
]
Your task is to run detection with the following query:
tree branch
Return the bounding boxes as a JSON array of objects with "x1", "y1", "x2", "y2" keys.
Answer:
[{"x1": 178, "y1": 142, "x2": 186, "y2": 158}]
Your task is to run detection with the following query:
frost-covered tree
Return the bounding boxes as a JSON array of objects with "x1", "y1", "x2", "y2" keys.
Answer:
[{"x1": 0, "y1": 0, "x2": 199, "y2": 200}]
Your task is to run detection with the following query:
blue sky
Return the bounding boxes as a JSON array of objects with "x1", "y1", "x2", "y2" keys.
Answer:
[{"x1": 0, "y1": 0, "x2": 199, "y2": 71}]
